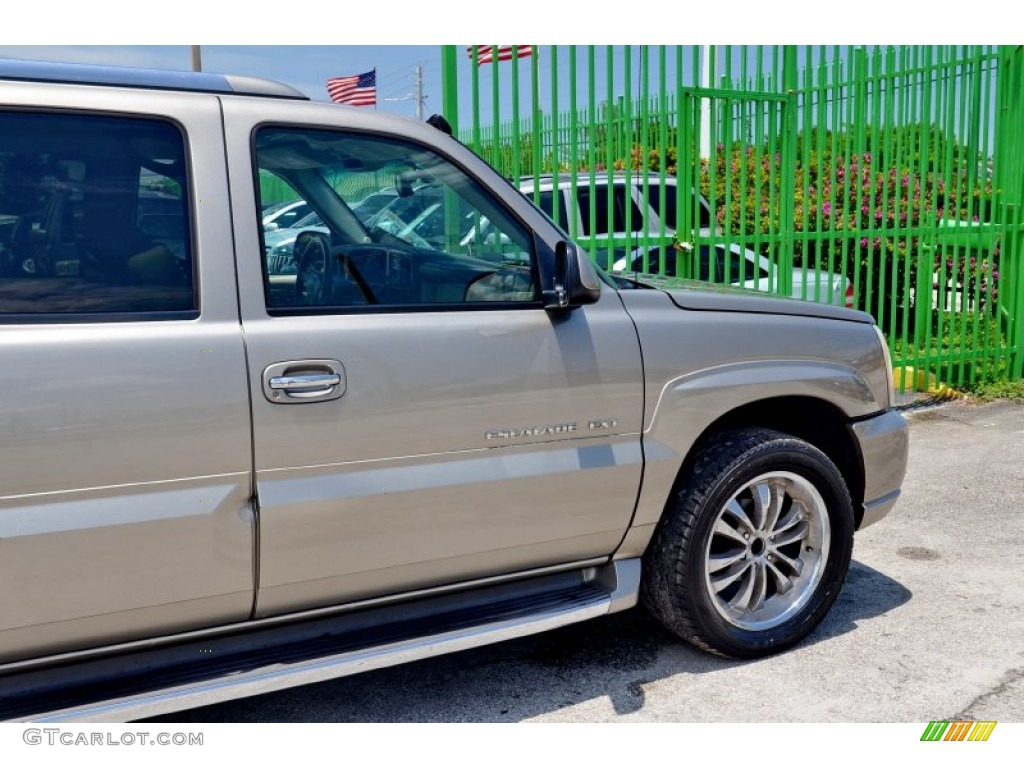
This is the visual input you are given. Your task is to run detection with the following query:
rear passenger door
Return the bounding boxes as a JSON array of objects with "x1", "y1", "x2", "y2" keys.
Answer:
[{"x1": 0, "y1": 87, "x2": 254, "y2": 663}]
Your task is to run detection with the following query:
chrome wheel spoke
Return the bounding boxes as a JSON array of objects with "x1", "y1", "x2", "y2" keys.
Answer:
[
  {"x1": 768, "y1": 547, "x2": 803, "y2": 577},
  {"x1": 762, "y1": 481, "x2": 785, "y2": 533},
  {"x1": 713, "y1": 518, "x2": 748, "y2": 546},
  {"x1": 771, "y1": 504, "x2": 805, "y2": 536},
  {"x1": 766, "y1": 559, "x2": 794, "y2": 595},
  {"x1": 724, "y1": 499, "x2": 755, "y2": 534},
  {"x1": 730, "y1": 560, "x2": 768, "y2": 613},
  {"x1": 751, "y1": 482, "x2": 772, "y2": 530},
  {"x1": 708, "y1": 549, "x2": 747, "y2": 574},
  {"x1": 770, "y1": 520, "x2": 808, "y2": 549},
  {"x1": 710, "y1": 560, "x2": 752, "y2": 592}
]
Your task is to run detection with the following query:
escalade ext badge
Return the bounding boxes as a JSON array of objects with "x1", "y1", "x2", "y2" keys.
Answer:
[
  {"x1": 485, "y1": 418, "x2": 621, "y2": 440},
  {"x1": 486, "y1": 423, "x2": 578, "y2": 440}
]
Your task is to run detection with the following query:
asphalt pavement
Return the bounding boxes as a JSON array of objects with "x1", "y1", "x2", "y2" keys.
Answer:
[{"x1": 151, "y1": 399, "x2": 1024, "y2": 722}]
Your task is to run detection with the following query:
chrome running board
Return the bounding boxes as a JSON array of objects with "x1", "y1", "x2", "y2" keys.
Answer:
[{"x1": 5, "y1": 559, "x2": 640, "y2": 723}]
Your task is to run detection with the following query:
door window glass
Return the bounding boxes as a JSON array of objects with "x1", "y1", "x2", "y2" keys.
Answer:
[
  {"x1": 0, "y1": 112, "x2": 194, "y2": 318},
  {"x1": 254, "y1": 128, "x2": 538, "y2": 311}
]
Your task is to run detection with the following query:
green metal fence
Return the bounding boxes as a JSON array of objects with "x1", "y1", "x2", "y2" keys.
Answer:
[{"x1": 441, "y1": 45, "x2": 1024, "y2": 389}]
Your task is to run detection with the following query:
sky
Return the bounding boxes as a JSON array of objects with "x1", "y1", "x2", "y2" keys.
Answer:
[
  {"x1": 0, "y1": 45, "x2": 442, "y2": 119},
  {"x1": 0, "y1": 3, "x2": 1008, "y2": 132}
]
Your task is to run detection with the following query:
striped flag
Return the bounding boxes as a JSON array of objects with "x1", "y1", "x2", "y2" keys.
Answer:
[
  {"x1": 467, "y1": 46, "x2": 533, "y2": 66},
  {"x1": 326, "y1": 70, "x2": 376, "y2": 107}
]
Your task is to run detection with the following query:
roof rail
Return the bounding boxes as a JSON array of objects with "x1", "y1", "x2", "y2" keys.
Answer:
[{"x1": 0, "y1": 58, "x2": 309, "y2": 100}]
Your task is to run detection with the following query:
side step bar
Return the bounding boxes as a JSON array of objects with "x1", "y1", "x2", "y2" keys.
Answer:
[{"x1": 3, "y1": 559, "x2": 640, "y2": 723}]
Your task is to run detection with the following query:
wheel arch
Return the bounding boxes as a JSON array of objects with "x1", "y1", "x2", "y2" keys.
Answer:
[
  {"x1": 677, "y1": 396, "x2": 865, "y2": 527},
  {"x1": 617, "y1": 389, "x2": 871, "y2": 559}
]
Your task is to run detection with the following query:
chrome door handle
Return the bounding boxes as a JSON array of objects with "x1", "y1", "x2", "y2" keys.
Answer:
[
  {"x1": 268, "y1": 373, "x2": 341, "y2": 393},
  {"x1": 262, "y1": 360, "x2": 346, "y2": 404}
]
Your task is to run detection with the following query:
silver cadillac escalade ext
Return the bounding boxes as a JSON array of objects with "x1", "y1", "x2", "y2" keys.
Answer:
[{"x1": 0, "y1": 59, "x2": 908, "y2": 722}]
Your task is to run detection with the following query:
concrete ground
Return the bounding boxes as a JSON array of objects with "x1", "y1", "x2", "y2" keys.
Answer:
[{"x1": 152, "y1": 399, "x2": 1024, "y2": 722}]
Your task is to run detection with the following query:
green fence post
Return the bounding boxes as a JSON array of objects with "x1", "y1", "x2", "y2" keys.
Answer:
[
  {"x1": 997, "y1": 46, "x2": 1024, "y2": 378},
  {"x1": 491, "y1": 45, "x2": 501, "y2": 170},
  {"x1": 531, "y1": 47, "x2": 541, "y2": 199},
  {"x1": 511, "y1": 51, "x2": 521, "y2": 182},
  {"x1": 472, "y1": 49, "x2": 482, "y2": 155},
  {"x1": 441, "y1": 45, "x2": 459, "y2": 134},
  {"x1": 914, "y1": 47, "x2": 934, "y2": 359},
  {"x1": 777, "y1": 46, "x2": 798, "y2": 298}
]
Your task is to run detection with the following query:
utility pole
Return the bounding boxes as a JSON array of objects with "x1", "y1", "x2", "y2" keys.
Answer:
[
  {"x1": 382, "y1": 64, "x2": 428, "y2": 119},
  {"x1": 416, "y1": 64, "x2": 424, "y2": 120},
  {"x1": 191, "y1": 46, "x2": 202, "y2": 73}
]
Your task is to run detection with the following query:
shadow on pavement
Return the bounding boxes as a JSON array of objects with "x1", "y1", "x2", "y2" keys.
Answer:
[{"x1": 148, "y1": 559, "x2": 910, "y2": 723}]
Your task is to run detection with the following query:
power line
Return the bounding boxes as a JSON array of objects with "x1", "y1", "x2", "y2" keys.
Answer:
[{"x1": 381, "y1": 64, "x2": 426, "y2": 119}]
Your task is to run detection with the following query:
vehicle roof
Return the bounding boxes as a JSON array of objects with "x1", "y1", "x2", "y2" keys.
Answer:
[{"x1": 0, "y1": 58, "x2": 308, "y2": 100}]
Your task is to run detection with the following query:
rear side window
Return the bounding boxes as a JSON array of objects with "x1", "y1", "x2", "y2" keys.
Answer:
[
  {"x1": 577, "y1": 184, "x2": 644, "y2": 235},
  {"x1": 644, "y1": 184, "x2": 711, "y2": 230},
  {"x1": 645, "y1": 183, "x2": 677, "y2": 228},
  {"x1": 536, "y1": 190, "x2": 569, "y2": 231},
  {"x1": 0, "y1": 112, "x2": 194, "y2": 319}
]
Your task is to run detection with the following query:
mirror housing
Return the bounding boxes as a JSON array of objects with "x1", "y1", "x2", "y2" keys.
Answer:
[{"x1": 543, "y1": 240, "x2": 601, "y2": 311}]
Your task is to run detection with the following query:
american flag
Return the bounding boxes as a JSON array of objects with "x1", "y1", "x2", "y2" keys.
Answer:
[
  {"x1": 467, "y1": 46, "x2": 533, "y2": 66},
  {"x1": 326, "y1": 70, "x2": 377, "y2": 107}
]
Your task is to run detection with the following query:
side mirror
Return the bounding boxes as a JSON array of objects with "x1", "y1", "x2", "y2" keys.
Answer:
[
  {"x1": 543, "y1": 240, "x2": 601, "y2": 311},
  {"x1": 426, "y1": 114, "x2": 453, "y2": 135}
]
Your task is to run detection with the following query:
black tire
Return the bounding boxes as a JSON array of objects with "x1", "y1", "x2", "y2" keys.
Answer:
[{"x1": 641, "y1": 427, "x2": 855, "y2": 659}]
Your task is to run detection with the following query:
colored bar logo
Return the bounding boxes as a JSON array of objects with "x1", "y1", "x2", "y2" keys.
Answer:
[{"x1": 921, "y1": 721, "x2": 997, "y2": 741}]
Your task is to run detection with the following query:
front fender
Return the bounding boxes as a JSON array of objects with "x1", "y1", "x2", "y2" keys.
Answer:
[{"x1": 611, "y1": 290, "x2": 890, "y2": 556}]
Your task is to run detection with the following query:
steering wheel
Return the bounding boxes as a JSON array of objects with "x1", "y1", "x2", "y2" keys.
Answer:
[
  {"x1": 294, "y1": 231, "x2": 332, "y2": 305},
  {"x1": 293, "y1": 231, "x2": 377, "y2": 306}
]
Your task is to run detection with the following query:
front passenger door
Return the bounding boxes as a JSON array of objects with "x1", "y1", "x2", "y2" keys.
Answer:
[{"x1": 222, "y1": 106, "x2": 645, "y2": 617}]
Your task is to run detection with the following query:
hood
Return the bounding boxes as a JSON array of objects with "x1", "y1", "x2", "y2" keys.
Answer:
[{"x1": 638, "y1": 275, "x2": 873, "y2": 323}]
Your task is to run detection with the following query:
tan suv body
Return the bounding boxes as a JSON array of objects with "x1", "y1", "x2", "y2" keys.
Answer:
[{"x1": 0, "y1": 60, "x2": 907, "y2": 721}]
